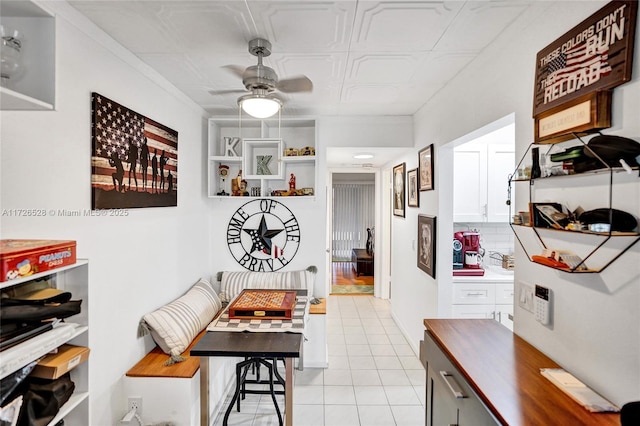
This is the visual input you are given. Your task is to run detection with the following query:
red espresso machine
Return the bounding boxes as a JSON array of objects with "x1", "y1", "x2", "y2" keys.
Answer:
[{"x1": 453, "y1": 231, "x2": 484, "y2": 276}]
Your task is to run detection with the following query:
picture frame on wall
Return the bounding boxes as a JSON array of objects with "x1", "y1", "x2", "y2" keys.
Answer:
[
  {"x1": 417, "y1": 215, "x2": 436, "y2": 278},
  {"x1": 90, "y1": 92, "x2": 178, "y2": 209},
  {"x1": 418, "y1": 144, "x2": 434, "y2": 191},
  {"x1": 393, "y1": 162, "x2": 406, "y2": 217},
  {"x1": 407, "y1": 168, "x2": 419, "y2": 207}
]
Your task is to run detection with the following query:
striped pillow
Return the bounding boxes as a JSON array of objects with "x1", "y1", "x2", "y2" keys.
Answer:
[
  {"x1": 219, "y1": 269, "x2": 316, "y2": 303},
  {"x1": 140, "y1": 278, "x2": 221, "y2": 364}
]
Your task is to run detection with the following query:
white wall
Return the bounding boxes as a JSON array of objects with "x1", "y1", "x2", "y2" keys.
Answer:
[
  {"x1": 392, "y1": 0, "x2": 639, "y2": 405},
  {"x1": 209, "y1": 196, "x2": 327, "y2": 292},
  {"x1": 321, "y1": 116, "x2": 414, "y2": 149},
  {"x1": 0, "y1": 4, "x2": 212, "y2": 424}
]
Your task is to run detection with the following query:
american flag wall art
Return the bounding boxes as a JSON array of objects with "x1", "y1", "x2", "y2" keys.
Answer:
[{"x1": 91, "y1": 93, "x2": 178, "y2": 209}]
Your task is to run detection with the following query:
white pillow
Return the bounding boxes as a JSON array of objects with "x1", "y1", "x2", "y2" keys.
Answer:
[{"x1": 139, "y1": 278, "x2": 221, "y2": 364}]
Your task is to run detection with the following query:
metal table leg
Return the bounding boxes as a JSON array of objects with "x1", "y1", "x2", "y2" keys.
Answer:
[
  {"x1": 285, "y1": 357, "x2": 293, "y2": 426},
  {"x1": 200, "y1": 358, "x2": 209, "y2": 426}
]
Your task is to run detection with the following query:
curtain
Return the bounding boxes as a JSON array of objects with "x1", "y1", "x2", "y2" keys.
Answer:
[{"x1": 332, "y1": 183, "x2": 375, "y2": 261}]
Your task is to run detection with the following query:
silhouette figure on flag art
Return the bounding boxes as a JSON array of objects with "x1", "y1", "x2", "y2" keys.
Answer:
[
  {"x1": 140, "y1": 136, "x2": 150, "y2": 191},
  {"x1": 127, "y1": 139, "x2": 139, "y2": 191},
  {"x1": 167, "y1": 170, "x2": 174, "y2": 193},
  {"x1": 160, "y1": 150, "x2": 168, "y2": 193},
  {"x1": 151, "y1": 149, "x2": 158, "y2": 194},
  {"x1": 109, "y1": 151, "x2": 124, "y2": 192}
]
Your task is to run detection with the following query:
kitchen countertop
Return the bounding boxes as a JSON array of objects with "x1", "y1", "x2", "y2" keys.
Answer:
[
  {"x1": 423, "y1": 319, "x2": 619, "y2": 425},
  {"x1": 452, "y1": 264, "x2": 514, "y2": 282}
]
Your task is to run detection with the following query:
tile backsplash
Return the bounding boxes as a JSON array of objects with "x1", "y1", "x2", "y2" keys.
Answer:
[{"x1": 454, "y1": 222, "x2": 514, "y2": 256}]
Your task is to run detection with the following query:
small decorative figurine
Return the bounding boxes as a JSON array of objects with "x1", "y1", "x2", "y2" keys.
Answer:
[
  {"x1": 289, "y1": 173, "x2": 296, "y2": 191},
  {"x1": 239, "y1": 179, "x2": 249, "y2": 196},
  {"x1": 217, "y1": 164, "x2": 229, "y2": 196}
]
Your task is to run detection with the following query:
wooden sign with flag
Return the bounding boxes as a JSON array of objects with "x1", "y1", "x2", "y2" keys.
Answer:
[
  {"x1": 91, "y1": 93, "x2": 178, "y2": 209},
  {"x1": 533, "y1": 1, "x2": 637, "y2": 117}
]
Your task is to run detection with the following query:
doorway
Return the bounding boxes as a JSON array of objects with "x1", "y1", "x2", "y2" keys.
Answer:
[
  {"x1": 330, "y1": 172, "x2": 376, "y2": 295},
  {"x1": 436, "y1": 113, "x2": 516, "y2": 315}
]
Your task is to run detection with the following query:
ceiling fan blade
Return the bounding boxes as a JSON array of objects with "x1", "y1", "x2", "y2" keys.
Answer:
[
  {"x1": 208, "y1": 89, "x2": 247, "y2": 96},
  {"x1": 276, "y1": 75, "x2": 313, "y2": 93},
  {"x1": 221, "y1": 64, "x2": 246, "y2": 79}
]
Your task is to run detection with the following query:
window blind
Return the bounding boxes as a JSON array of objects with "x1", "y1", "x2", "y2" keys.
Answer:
[{"x1": 332, "y1": 183, "x2": 375, "y2": 261}]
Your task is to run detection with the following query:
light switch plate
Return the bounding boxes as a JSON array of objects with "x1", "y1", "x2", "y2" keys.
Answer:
[{"x1": 519, "y1": 281, "x2": 534, "y2": 313}]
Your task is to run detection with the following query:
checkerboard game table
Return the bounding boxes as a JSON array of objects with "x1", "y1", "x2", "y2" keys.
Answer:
[{"x1": 191, "y1": 291, "x2": 308, "y2": 426}]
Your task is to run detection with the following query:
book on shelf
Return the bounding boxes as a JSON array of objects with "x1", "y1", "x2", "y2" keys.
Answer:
[
  {"x1": 529, "y1": 202, "x2": 564, "y2": 228},
  {"x1": 541, "y1": 249, "x2": 588, "y2": 271},
  {"x1": 536, "y1": 204, "x2": 569, "y2": 229}
]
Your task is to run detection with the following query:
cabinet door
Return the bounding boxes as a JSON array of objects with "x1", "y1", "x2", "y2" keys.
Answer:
[
  {"x1": 453, "y1": 146, "x2": 487, "y2": 222},
  {"x1": 425, "y1": 331, "x2": 499, "y2": 426},
  {"x1": 495, "y1": 304, "x2": 514, "y2": 331},
  {"x1": 427, "y1": 366, "x2": 459, "y2": 426},
  {"x1": 486, "y1": 144, "x2": 514, "y2": 222},
  {"x1": 458, "y1": 393, "x2": 500, "y2": 426},
  {"x1": 494, "y1": 283, "x2": 514, "y2": 305}
]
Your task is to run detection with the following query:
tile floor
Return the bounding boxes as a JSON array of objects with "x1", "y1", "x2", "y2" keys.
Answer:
[{"x1": 213, "y1": 295, "x2": 426, "y2": 426}]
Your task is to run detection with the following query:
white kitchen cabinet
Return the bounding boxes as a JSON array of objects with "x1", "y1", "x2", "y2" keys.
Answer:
[
  {"x1": 208, "y1": 117, "x2": 316, "y2": 199},
  {"x1": 451, "y1": 278, "x2": 514, "y2": 330},
  {"x1": 0, "y1": 0, "x2": 55, "y2": 110},
  {"x1": 454, "y1": 143, "x2": 514, "y2": 222},
  {"x1": 0, "y1": 260, "x2": 89, "y2": 425}
]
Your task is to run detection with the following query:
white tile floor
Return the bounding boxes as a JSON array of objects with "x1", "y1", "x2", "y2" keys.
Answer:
[{"x1": 213, "y1": 295, "x2": 426, "y2": 426}]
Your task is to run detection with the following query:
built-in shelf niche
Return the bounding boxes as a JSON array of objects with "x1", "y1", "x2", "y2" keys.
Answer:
[{"x1": 1, "y1": 0, "x2": 55, "y2": 110}]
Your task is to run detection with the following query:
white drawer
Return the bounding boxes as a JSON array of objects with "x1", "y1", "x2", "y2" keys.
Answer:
[
  {"x1": 451, "y1": 304, "x2": 496, "y2": 319},
  {"x1": 452, "y1": 283, "x2": 495, "y2": 304},
  {"x1": 495, "y1": 283, "x2": 515, "y2": 305}
]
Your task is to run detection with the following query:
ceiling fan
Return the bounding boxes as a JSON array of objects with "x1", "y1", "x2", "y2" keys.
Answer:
[{"x1": 210, "y1": 38, "x2": 313, "y2": 118}]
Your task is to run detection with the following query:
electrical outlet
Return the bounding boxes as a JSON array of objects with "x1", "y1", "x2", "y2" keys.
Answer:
[
  {"x1": 519, "y1": 282, "x2": 534, "y2": 313},
  {"x1": 128, "y1": 397, "x2": 142, "y2": 415}
]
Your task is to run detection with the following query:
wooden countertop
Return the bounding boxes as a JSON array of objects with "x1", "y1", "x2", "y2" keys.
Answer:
[
  {"x1": 423, "y1": 319, "x2": 619, "y2": 426},
  {"x1": 309, "y1": 298, "x2": 326, "y2": 314}
]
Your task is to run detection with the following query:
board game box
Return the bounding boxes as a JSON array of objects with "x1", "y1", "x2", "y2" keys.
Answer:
[
  {"x1": 228, "y1": 289, "x2": 297, "y2": 320},
  {"x1": 1, "y1": 239, "x2": 77, "y2": 282}
]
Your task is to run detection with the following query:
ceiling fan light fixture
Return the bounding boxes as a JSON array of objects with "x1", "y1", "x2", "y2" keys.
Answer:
[{"x1": 238, "y1": 93, "x2": 281, "y2": 118}]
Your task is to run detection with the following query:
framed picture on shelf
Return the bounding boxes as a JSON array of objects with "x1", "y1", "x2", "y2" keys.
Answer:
[
  {"x1": 529, "y1": 202, "x2": 565, "y2": 229},
  {"x1": 417, "y1": 215, "x2": 436, "y2": 278},
  {"x1": 393, "y1": 163, "x2": 406, "y2": 217},
  {"x1": 418, "y1": 144, "x2": 434, "y2": 191},
  {"x1": 407, "y1": 168, "x2": 419, "y2": 207}
]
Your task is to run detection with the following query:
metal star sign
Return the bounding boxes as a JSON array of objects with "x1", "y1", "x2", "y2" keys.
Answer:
[
  {"x1": 227, "y1": 199, "x2": 301, "y2": 272},
  {"x1": 243, "y1": 214, "x2": 283, "y2": 255}
]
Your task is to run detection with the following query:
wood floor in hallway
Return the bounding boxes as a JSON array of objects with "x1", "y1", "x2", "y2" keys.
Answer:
[{"x1": 331, "y1": 261, "x2": 373, "y2": 295}]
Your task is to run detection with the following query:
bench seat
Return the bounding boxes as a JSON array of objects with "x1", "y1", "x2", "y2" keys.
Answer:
[{"x1": 126, "y1": 329, "x2": 206, "y2": 379}]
